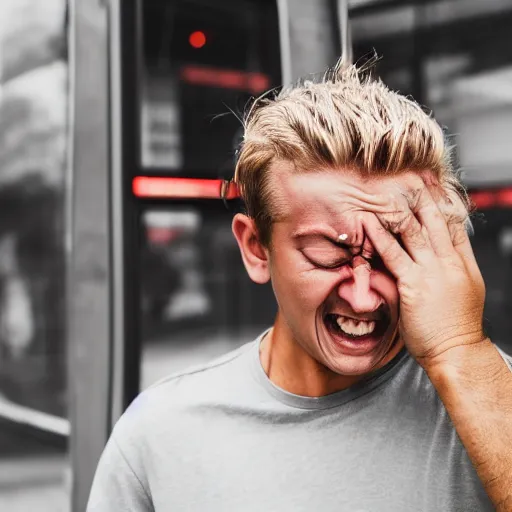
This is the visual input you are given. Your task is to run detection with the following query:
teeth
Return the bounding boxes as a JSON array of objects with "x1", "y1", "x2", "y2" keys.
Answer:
[{"x1": 335, "y1": 316, "x2": 376, "y2": 336}]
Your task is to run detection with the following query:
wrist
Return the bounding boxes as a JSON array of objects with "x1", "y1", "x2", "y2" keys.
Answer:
[{"x1": 420, "y1": 338, "x2": 504, "y2": 384}]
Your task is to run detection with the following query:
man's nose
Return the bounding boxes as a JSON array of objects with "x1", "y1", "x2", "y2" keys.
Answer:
[{"x1": 337, "y1": 257, "x2": 382, "y2": 314}]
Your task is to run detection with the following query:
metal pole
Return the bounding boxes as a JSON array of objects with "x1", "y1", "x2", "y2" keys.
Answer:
[
  {"x1": 276, "y1": 0, "x2": 338, "y2": 86},
  {"x1": 67, "y1": 0, "x2": 112, "y2": 510},
  {"x1": 276, "y1": 0, "x2": 293, "y2": 87},
  {"x1": 108, "y1": 0, "x2": 127, "y2": 428},
  {"x1": 337, "y1": 0, "x2": 353, "y2": 65},
  {"x1": 412, "y1": 0, "x2": 426, "y2": 105},
  {"x1": 109, "y1": 0, "x2": 143, "y2": 423}
]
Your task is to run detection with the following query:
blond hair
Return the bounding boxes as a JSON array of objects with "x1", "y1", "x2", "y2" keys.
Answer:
[{"x1": 234, "y1": 60, "x2": 469, "y2": 246}]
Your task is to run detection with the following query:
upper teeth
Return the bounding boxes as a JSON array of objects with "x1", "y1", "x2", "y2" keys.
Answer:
[{"x1": 336, "y1": 316, "x2": 376, "y2": 336}]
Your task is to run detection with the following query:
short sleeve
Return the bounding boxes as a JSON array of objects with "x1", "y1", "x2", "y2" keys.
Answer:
[{"x1": 86, "y1": 435, "x2": 153, "y2": 512}]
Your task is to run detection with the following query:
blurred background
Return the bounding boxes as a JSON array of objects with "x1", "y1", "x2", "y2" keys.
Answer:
[{"x1": 0, "y1": 0, "x2": 511, "y2": 510}]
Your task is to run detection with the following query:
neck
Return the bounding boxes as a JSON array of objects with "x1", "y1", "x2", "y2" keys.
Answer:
[
  {"x1": 260, "y1": 314, "x2": 361, "y2": 397},
  {"x1": 260, "y1": 313, "x2": 403, "y2": 397}
]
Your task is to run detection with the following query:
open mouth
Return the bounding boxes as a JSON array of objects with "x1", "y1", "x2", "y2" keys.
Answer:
[{"x1": 324, "y1": 312, "x2": 389, "y2": 343}]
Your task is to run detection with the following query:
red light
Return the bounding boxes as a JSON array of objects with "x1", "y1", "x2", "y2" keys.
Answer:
[
  {"x1": 496, "y1": 188, "x2": 512, "y2": 207},
  {"x1": 181, "y1": 65, "x2": 270, "y2": 93},
  {"x1": 470, "y1": 190, "x2": 495, "y2": 209},
  {"x1": 248, "y1": 72, "x2": 271, "y2": 94},
  {"x1": 469, "y1": 187, "x2": 512, "y2": 209},
  {"x1": 133, "y1": 177, "x2": 240, "y2": 200},
  {"x1": 147, "y1": 227, "x2": 183, "y2": 245},
  {"x1": 189, "y1": 31, "x2": 206, "y2": 49}
]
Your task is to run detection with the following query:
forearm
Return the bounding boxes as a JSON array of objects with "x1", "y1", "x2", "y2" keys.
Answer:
[{"x1": 424, "y1": 339, "x2": 512, "y2": 511}]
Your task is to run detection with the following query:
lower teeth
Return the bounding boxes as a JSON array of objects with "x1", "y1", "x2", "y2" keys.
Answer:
[{"x1": 339, "y1": 329, "x2": 363, "y2": 339}]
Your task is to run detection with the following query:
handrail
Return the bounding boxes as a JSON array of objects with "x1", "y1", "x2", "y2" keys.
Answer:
[{"x1": 0, "y1": 393, "x2": 70, "y2": 436}]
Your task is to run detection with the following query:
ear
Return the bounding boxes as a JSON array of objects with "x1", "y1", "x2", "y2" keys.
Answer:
[{"x1": 232, "y1": 214, "x2": 270, "y2": 284}]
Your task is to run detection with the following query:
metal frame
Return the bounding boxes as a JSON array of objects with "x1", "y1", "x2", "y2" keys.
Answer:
[
  {"x1": 67, "y1": 1, "x2": 346, "y2": 509},
  {"x1": 338, "y1": 0, "x2": 353, "y2": 65},
  {"x1": 277, "y1": 0, "x2": 338, "y2": 85},
  {"x1": 109, "y1": 0, "x2": 128, "y2": 428},
  {"x1": 67, "y1": 0, "x2": 112, "y2": 511},
  {"x1": 111, "y1": 0, "x2": 143, "y2": 422}
]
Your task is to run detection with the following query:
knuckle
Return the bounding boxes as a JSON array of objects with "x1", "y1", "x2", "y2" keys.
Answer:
[
  {"x1": 383, "y1": 211, "x2": 412, "y2": 234},
  {"x1": 448, "y1": 223, "x2": 467, "y2": 246},
  {"x1": 382, "y1": 245, "x2": 397, "y2": 261},
  {"x1": 405, "y1": 186, "x2": 425, "y2": 211}
]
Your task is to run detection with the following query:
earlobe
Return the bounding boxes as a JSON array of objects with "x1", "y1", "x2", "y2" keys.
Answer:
[{"x1": 232, "y1": 214, "x2": 270, "y2": 284}]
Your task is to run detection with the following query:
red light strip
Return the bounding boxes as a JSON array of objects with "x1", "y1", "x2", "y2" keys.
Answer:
[
  {"x1": 133, "y1": 179, "x2": 512, "y2": 208},
  {"x1": 133, "y1": 176, "x2": 240, "y2": 200},
  {"x1": 469, "y1": 187, "x2": 512, "y2": 209},
  {"x1": 496, "y1": 188, "x2": 512, "y2": 206},
  {"x1": 180, "y1": 65, "x2": 270, "y2": 94},
  {"x1": 470, "y1": 190, "x2": 496, "y2": 209}
]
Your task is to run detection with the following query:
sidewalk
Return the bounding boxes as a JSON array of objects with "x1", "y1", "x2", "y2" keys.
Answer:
[{"x1": 0, "y1": 455, "x2": 70, "y2": 511}]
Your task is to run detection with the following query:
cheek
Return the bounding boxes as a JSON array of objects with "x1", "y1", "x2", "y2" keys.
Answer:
[
  {"x1": 274, "y1": 269, "x2": 333, "y2": 308},
  {"x1": 270, "y1": 253, "x2": 336, "y2": 310}
]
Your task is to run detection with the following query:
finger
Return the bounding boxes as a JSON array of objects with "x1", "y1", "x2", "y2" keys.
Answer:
[
  {"x1": 362, "y1": 213, "x2": 415, "y2": 280},
  {"x1": 407, "y1": 184, "x2": 455, "y2": 258},
  {"x1": 447, "y1": 220, "x2": 482, "y2": 276},
  {"x1": 375, "y1": 198, "x2": 433, "y2": 264},
  {"x1": 439, "y1": 189, "x2": 481, "y2": 274}
]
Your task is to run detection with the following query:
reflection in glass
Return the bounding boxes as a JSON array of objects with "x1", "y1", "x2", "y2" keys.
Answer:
[
  {"x1": 353, "y1": 0, "x2": 512, "y2": 355},
  {"x1": 137, "y1": 0, "x2": 281, "y2": 389},
  {"x1": 139, "y1": 0, "x2": 281, "y2": 177},
  {"x1": 140, "y1": 206, "x2": 277, "y2": 389}
]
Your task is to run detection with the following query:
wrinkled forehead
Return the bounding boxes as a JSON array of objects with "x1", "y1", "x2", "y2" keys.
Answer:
[
  {"x1": 269, "y1": 163, "x2": 429, "y2": 222},
  {"x1": 267, "y1": 162, "x2": 467, "y2": 251}
]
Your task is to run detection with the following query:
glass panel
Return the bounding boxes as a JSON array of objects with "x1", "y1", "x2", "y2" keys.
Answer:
[
  {"x1": 139, "y1": 203, "x2": 277, "y2": 389},
  {"x1": 420, "y1": 0, "x2": 512, "y2": 354},
  {"x1": 139, "y1": 0, "x2": 281, "y2": 177},
  {"x1": 353, "y1": 0, "x2": 512, "y2": 355},
  {"x1": 420, "y1": 0, "x2": 512, "y2": 185},
  {"x1": 472, "y1": 213, "x2": 512, "y2": 352},
  {"x1": 0, "y1": 1, "x2": 69, "y2": 510},
  {"x1": 138, "y1": 0, "x2": 280, "y2": 387}
]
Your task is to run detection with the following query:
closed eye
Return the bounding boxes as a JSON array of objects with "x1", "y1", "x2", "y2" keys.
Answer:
[
  {"x1": 312, "y1": 259, "x2": 351, "y2": 270},
  {"x1": 301, "y1": 248, "x2": 351, "y2": 270}
]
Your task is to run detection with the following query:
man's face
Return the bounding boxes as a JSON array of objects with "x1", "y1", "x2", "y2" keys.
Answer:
[{"x1": 265, "y1": 165, "x2": 431, "y2": 377}]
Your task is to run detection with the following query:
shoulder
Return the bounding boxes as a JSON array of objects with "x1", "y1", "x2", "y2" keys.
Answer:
[
  {"x1": 146, "y1": 339, "x2": 255, "y2": 392},
  {"x1": 111, "y1": 340, "x2": 256, "y2": 446}
]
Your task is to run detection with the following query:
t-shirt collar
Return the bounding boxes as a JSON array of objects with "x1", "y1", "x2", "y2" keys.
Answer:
[{"x1": 249, "y1": 329, "x2": 410, "y2": 410}]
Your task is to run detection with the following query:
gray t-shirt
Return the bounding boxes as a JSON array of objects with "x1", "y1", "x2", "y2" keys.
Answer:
[{"x1": 87, "y1": 332, "x2": 512, "y2": 512}]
